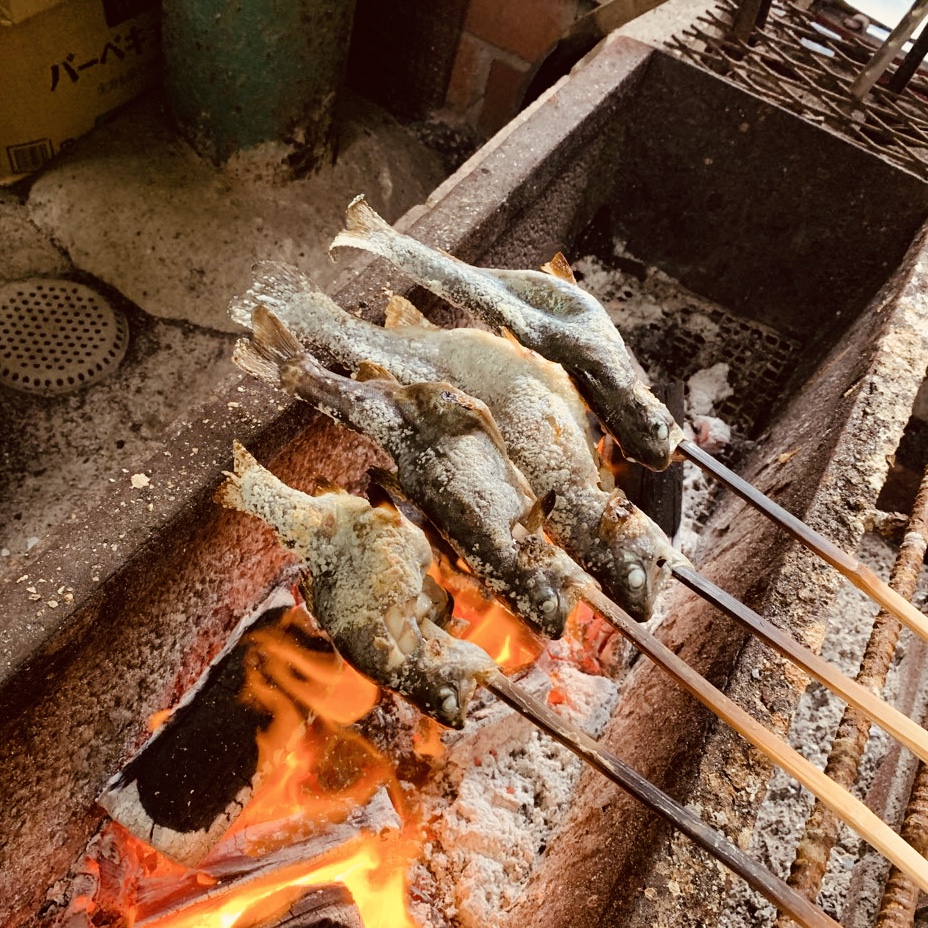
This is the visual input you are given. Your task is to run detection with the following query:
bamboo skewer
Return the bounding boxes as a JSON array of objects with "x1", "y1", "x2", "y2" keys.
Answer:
[
  {"x1": 579, "y1": 584, "x2": 928, "y2": 896},
  {"x1": 671, "y1": 563, "x2": 928, "y2": 767},
  {"x1": 482, "y1": 669, "x2": 842, "y2": 928},
  {"x1": 678, "y1": 439, "x2": 928, "y2": 645},
  {"x1": 780, "y1": 461, "x2": 928, "y2": 927}
]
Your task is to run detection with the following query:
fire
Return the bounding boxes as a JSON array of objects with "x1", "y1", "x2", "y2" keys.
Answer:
[
  {"x1": 120, "y1": 604, "x2": 422, "y2": 928},
  {"x1": 430, "y1": 560, "x2": 544, "y2": 671},
  {"x1": 141, "y1": 833, "x2": 418, "y2": 928},
  {"x1": 93, "y1": 570, "x2": 568, "y2": 928}
]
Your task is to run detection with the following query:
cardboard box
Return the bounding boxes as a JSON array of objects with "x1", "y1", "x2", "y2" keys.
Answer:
[
  {"x1": 0, "y1": 0, "x2": 160, "y2": 183},
  {"x1": 0, "y1": 0, "x2": 64, "y2": 26}
]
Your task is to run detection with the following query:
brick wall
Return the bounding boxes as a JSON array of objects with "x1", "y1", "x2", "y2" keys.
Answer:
[
  {"x1": 347, "y1": 0, "x2": 588, "y2": 137},
  {"x1": 447, "y1": 0, "x2": 587, "y2": 134}
]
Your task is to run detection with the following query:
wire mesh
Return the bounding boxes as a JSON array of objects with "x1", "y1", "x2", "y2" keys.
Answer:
[{"x1": 667, "y1": 0, "x2": 928, "y2": 178}]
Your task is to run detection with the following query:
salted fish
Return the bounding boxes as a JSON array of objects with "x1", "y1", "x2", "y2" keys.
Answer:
[
  {"x1": 329, "y1": 195, "x2": 684, "y2": 472},
  {"x1": 216, "y1": 441, "x2": 496, "y2": 728},
  {"x1": 233, "y1": 307, "x2": 587, "y2": 639},
  {"x1": 231, "y1": 262, "x2": 686, "y2": 620}
]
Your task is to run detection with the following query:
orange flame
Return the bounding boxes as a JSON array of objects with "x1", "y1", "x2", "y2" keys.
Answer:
[
  {"x1": 122, "y1": 604, "x2": 423, "y2": 928},
  {"x1": 430, "y1": 561, "x2": 544, "y2": 671},
  {"x1": 141, "y1": 833, "x2": 419, "y2": 928}
]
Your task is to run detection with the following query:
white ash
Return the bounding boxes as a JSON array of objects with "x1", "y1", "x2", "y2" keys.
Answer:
[
  {"x1": 719, "y1": 532, "x2": 928, "y2": 927},
  {"x1": 573, "y1": 252, "x2": 725, "y2": 343},
  {"x1": 410, "y1": 660, "x2": 619, "y2": 928},
  {"x1": 687, "y1": 363, "x2": 734, "y2": 418},
  {"x1": 573, "y1": 251, "x2": 735, "y2": 452}
]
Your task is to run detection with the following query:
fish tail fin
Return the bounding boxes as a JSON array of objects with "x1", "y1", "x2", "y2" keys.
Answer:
[
  {"x1": 330, "y1": 194, "x2": 394, "y2": 255},
  {"x1": 229, "y1": 260, "x2": 318, "y2": 329},
  {"x1": 233, "y1": 306, "x2": 306, "y2": 386},
  {"x1": 215, "y1": 440, "x2": 260, "y2": 513}
]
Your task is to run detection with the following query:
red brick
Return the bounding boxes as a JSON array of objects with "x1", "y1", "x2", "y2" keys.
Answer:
[
  {"x1": 478, "y1": 57, "x2": 529, "y2": 136},
  {"x1": 465, "y1": 0, "x2": 579, "y2": 61},
  {"x1": 446, "y1": 33, "x2": 485, "y2": 111}
]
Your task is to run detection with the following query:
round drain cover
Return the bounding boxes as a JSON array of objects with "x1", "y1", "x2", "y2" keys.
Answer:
[{"x1": 0, "y1": 278, "x2": 129, "y2": 395}]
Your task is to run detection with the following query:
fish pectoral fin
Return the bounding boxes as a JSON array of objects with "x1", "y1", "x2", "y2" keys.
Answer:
[
  {"x1": 384, "y1": 294, "x2": 436, "y2": 330},
  {"x1": 517, "y1": 489, "x2": 557, "y2": 535},
  {"x1": 541, "y1": 252, "x2": 577, "y2": 285},
  {"x1": 311, "y1": 476, "x2": 346, "y2": 496},
  {"x1": 355, "y1": 360, "x2": 399, "y2": 383},
  {"x1": 368, "y1": 466, "x2": 410, "y2": 504}
]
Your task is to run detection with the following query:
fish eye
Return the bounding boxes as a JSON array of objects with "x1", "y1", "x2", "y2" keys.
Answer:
[
  {"x1": 540, "y1": 596, "x2": 558, "y2": 614},
  {"x1": 654, "y1": 421, "x2": 669, "y2": 441},
  {"x1": 438, "y1": 685, "x2": 458, "y2": 717},
  {"x1": 627, "y1": 566, "x2": 646, "y2": 591}
]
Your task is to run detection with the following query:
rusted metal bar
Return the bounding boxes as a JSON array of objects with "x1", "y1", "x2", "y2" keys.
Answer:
[
  {"x1": 776, "y1": 463, "x2": 928, "y2": 926},
  {"x1": 875, "y1": 504, "x2": 928, "y2": 928},
  {"x1": 851, "y1": 0, "x2": 928, "y2": 100},
  {"x1": 875, "y1": 765, "x2": 928, "y2": 927},
  {"x1": 887, "y1": 21, "x2": 928, "y2": 94}
]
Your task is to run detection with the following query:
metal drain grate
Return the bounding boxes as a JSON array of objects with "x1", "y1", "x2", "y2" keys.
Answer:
[
  {"x1": 667, "y1": 0, "x2": 928, "y2": 178},
  {"x1": 0, "y1": 278, "x2": 129, "y2": 395}
]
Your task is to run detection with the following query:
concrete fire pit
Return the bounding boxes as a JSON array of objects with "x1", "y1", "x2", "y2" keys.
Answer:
[{"x1": 3, "y1": 34, "x2": 928, "y2": 928}]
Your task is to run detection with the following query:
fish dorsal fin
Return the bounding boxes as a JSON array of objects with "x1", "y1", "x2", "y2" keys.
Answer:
[
  {"x1": 499, "y1": 327, "x2": 524, "y2": 349},
  {"x1": 541, "y1": 252, "x2": 577, "y2": 285},
  {"x1": 519, "y1": 489, "x2": 557, "y2": 535},
  {"x1": 312, "y1": 476, "x2": 345, "y2": 496},
  {"x1": 356, "y1": 360, "x2": 399, "y2": 383},
  {"x1": 385, "y1": 294, "x2": 437, "y2": 330}
]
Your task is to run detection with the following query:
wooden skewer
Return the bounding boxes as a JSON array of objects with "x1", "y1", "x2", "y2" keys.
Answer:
[
  {"x1": 482, "y1": 669, "x2": 842, "y2": 928},
  {"x1": 678, "y1": 439, "x2": 928, "y2": 645},
  {"x1": 579, "y1": 584, "x2": 928, "y2": 896},
  {"x1": 671, "y1": 562, "x2": 928, "y2": 767}
]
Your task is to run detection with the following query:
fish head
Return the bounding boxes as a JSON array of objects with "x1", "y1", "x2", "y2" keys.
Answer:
[
  {"x1": 610, "y1": 382, "x2": 682, "y2": 472},
  {"x1": 596, "y1": 490, "x2": 675, "y2": 622},
  {"x1": 403, "y1": 635, "x2": 495, "y2": 729},
  {"x1": 508, "y1": 534, "x2": 584, "y2": 638},
  {"x1": 399, "y1": 382, "x2": 497, "y2": 436}
]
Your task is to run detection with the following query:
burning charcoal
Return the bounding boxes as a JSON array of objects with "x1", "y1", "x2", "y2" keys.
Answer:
[
  {"x1": 229, "y1": 262, "x2": 684, "y2": 621},
  {"x1": 98, "y1": 588, "x2": 297, "y2": 866},
  {"x1": 216, "y1": 441, "x2": 497, "y2": 729},
  {"x1": 232, "y1": 308, "x2": 587, "y2": 638},
  {"x1": 282, "y1": 884, "x2": 364, "y2": 927},
  {"x1": 330, "y1": 195, "x2": 684, "y2": 471}
]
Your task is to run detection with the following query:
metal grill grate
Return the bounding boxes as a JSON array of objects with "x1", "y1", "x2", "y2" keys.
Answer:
[
  {"x1": 631, "y1": 304, "x2": 801, "y2": 438},
  {"x1": 0, "y1": 278, "x2": 129, "y2": 395},
  {"x1": 667, "y1": 0, "x2": 928, "y2": 178}
]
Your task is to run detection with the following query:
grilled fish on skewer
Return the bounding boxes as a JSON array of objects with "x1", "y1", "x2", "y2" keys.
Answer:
[
  {"x1": 229, "y1": 280, "x2": 928, "y2": 771},
  {"x1": 233, "y1": 313, "x2": 928, "y2": 901},
  {"x1": 330, "y1": 197, "x2": 928, "y2": 647},
  {"x1": 230, "y1": 262, "x2": 683, "y2": 620},
  {"x1": 216, "y1": 448, "x2": 840, "y2": 928},
  {"x1": 233, "y1": 307, "x2": 587, "y2": 638},
  {"x1": 330, "y1": 194, "x2": 683, "y2": 471},
  {"x1": 215, "y1": 441, "x2": 495, "y2": 728}
]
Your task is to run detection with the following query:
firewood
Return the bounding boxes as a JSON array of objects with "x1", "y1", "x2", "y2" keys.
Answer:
[
  {"x1": 135, "y1": 788, "x2": 400, "y2": 923},
  {"x1": 98, "y1": 588, "x2": 300, "y2": 866},
  {"x1": 282, "y1": 884, "x2": 364, "y2": 928}
]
